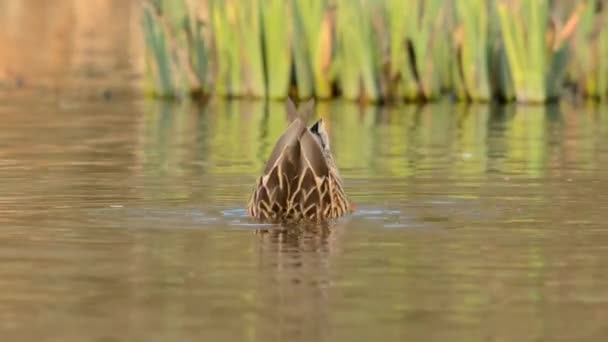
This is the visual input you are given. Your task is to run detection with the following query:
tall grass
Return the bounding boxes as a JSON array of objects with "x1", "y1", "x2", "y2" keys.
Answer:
[
  {"x1": 142, "y1": 0, "x2": 608, "y2": 103},
  {"x1": 386, "y1": 0, "x2": 449, "y2": 101},
  {"x1": 335, "y1": 0, "x2": 382, "y2": 102},
  {"x1": 452, "y1": 0, "x2": 491, "y2": 101},
  {"x1": 292, "y1": 0, "x2": 334, "y2": 99},
  {"x1": 497, "y1": 0, "x2": 580, "y2": 103},
  {"x1": 262, "y1": 0, "x2": 292, "y2": 99},
  {"x1": 569, "y1": 0, "x2": 608, "y2": 100},
  {"x1": 142, "y1": 0, "x2": 206, "y2": 98},
  {"x1": 210, "y1": 0, "x2": 266, "y2": 97}
]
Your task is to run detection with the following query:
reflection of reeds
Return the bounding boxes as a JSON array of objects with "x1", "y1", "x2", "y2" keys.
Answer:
[{"x1": 142, "y1": 0, "x2": 608, "y2": 103}]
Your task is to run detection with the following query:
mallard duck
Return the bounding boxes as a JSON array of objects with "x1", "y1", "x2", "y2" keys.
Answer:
[{"x1": 247, "y1": 98, "x2": 350, "y2": 222}]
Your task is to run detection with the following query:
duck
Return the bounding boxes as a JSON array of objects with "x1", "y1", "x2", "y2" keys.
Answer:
[{"x1": 247, "y1": 97, "x2": 350, "y2": 222}]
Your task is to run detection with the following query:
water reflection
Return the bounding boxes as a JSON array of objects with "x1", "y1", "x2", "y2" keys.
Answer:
[
  {"x1": 2, "y1": 98, "x2": 608, "y2": 341},
  {"x1": 134, "y1": 99, "x2": 604, "y2": 206},
  {"x1": 254, "y1": 222, "x2": 340, "y2": 341}
]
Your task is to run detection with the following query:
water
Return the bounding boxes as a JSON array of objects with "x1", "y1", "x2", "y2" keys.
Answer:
[
  {"x1": 3, "y1": 2, "x2": 608, "y2": 340},
  {"x1": 1, "y1": 95, "x2": 608, "y2": 341}
]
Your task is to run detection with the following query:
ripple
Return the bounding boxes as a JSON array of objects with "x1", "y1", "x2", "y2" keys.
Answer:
[
  {"x1": 221, "y1": 208, "x2": 249, "y2": 218},
  {"x1": 353, "y1": 208, "x2": 401, "y2": 216}
]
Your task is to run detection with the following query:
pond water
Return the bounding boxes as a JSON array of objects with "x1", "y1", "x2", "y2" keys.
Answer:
[{"x1": 1, "y1": 94, "x2": 608, "y2": 341}]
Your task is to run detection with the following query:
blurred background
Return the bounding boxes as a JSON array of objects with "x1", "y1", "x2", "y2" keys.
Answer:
[
  {"x1": 2, "y1": 0, "x2": 607, "y2": 103},
  {"x1": 1, "y1": 1, "x2": 608, "y2": 342},
  {"x1": 0, "y1": 0, "x2": 142, "y2": 98},
  {"x1": 137, "y1": 0, "x2": 608, "y2": 103}
]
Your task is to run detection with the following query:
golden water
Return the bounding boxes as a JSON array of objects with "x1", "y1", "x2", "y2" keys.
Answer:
[
  {"x1": 1, "y1": 1, "x2": 608, "y2": 340},
  {"x1": 1, "y1": 96, "x2": 608, "y2": 341}
]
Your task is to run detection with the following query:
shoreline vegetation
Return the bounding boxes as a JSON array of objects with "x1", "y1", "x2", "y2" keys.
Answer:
[{"x1": 142, "y1": 0, "x2": 608, "y2": 104}]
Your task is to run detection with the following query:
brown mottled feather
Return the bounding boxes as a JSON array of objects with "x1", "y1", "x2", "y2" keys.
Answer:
[
  {"x1": 299, "y1": 129, "x2": 330, "y2": 176},
  {"x1": 247, "y1": 98, "x2": 350, "y2": 222}
]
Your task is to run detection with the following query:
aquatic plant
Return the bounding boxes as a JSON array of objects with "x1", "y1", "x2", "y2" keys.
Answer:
[
  {"x1": 569, "y1": 0, "x2": 608, "y2": 100},
  {"x1": 335, "y1": 0, "x2": 382, "y2": 102},
  {"x1": 497, "y1": 0, "x2": 581, "y2": 103},
  {"x1": 142, "y1": 3, "x2": 173, "y2": 96},
  {"x1": 210, "y1": 0, "x2": 290, "y2": 98},
  {"x1": 487, "y1": 0, "x2": 516, "y2": 102},
  {"x1": 142, "y1": 0, "x2": 207, "y2": 98},
  {"x1": 452, "y1": 0, "x2": 491, "y2": 101},
  {"x1": 262, "y1": 0, "x2": 292, "y2": 99},
  {"x1": 140, "y1": 0, "x2": 607, "y2": 103},
  {"x1": 385, "y1": 0, "x2": 416, "y2": 100},
  {"x1": 385, "y1": 0, "x2": 448, "y2": 101},
  {"x1": 210, "y1": 0, "x2": 266, "y2": 97},
  {"x1": 407, "y1": 0, "x2": 448, "y2": 100},
  {"x1": 236, "y1": 0, "x2": 266, "y2": 97},
  {"x1": 292, "y1": 0, "x2": 334, "y2": 99}
]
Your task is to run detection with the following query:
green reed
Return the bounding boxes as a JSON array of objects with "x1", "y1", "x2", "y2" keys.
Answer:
[
  {"x1": 262, "y1": 0, "x2": 292, "y2": 99},
  {"x1": 236, "y1": 0, "x2": 266, "y2": 97},
  {"x1": 386, "y1": 0, "x2": 413, "y2": 99},
  {"x1": 486, "y1": 0, "x2": 516, "y2": 102},
  {"x1": 292, "y1": 0, "x2": 334, "y2": 99},
  {"x1": 210, "y1": 0, "x2": 243, "y2": 97},
  {"x1": 452, "y1": 0, "x2": 491, "y2": 101},
  {"x1": 142, "y1": 4, "x2": 173, "y2": 96},
  {"x1": 141, "y1": 0, "x2": 606, "y2": 103},
  {"x1": 142, "y1": 0, "x2": 207, "y2": 98},
  {"x1": 386, "y1": 0, "x2": 447, "y2": 100},
  {"x1": 408, "y1": 0, "x2": 450, "y2": 100},
  {"x1": 335, "y1": 0, "x2": 382, "y2": 102},
  {"x1": 497, "y1": 0, "x2": 582, "y2": 103},
  {"x1": 291, "y1": 0, "x2": 315, "y2": 99},
  {"x1": 497, "y1": 0, "x2": 549, "y2": 102},
  {"x1": 210, "y1": 0, "x2": 276, "y2": 98},
  {"x1": 569, "y1": 0, "x2": 608, "y2": 100}
]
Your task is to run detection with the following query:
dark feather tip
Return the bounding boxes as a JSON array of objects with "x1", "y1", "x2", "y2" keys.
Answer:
[{"x1": 310, "y1": 119, "x2": 322, "y2": 134}]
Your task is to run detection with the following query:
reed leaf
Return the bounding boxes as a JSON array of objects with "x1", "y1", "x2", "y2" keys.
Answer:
[
  {"x1": 487, "y1": 0, "x2": 515, "y2": 101},
  {"x1": 262, "y1": 0, "x2": 292, "y2": 99},
  {"x1": 190, "y1": 18, "x2": 208, "y2": 90},
  {"x1": 497, "y1": 0, "x2": 581, "y2": 102},
  {"x1": 600, "y1": 26, "x2": 608, "y2": 100},
  {"x1": 292, "y1": 0, "x2": 316, "y2": 98},
  {"x1": 569, "y1": 0, "x2": 608, "y2": 100},
  {"x1": 209, "y1": 0, "x2": 266, "y2": 97},
  {"x1": 142, "y1": 4, "x2": 174, "y2": 96},
  {"x1": 142, "y1": 0, "x2": 201, "y2": 97},
  {"x1": 403, "y1": 0, "x2": 446, "y2": 100},
  {"x1": 210, "y1": 0, "x2": 242, "y2": 96},
  {"x1": 237, "y1": 0, "x2": 266, "y2": 97},
  {"x1": 453, "y1": 0, "x2": 491, "y2": 101},
  {"x1": 139, "y1": 0, "x2": 606, "y2": 103},
  {"x1": 292, "y1": 0, "x2": 336, "y2": 99},
  {"x1": 336, "y1": 0, "x2": 381, "y2": 102},
  {"x1": 386, "y1": 0, "x2": 417, "y2": 100}
]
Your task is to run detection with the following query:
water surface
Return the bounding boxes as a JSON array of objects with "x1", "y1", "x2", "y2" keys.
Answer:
[{"x1": 1, "y1": 97, "x2": 608, "y2": 341}]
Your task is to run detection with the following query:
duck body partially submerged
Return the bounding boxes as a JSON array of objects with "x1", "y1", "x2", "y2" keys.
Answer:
[{"x1": 247, "y1": 98, "x2": 350, "y2": 222}]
